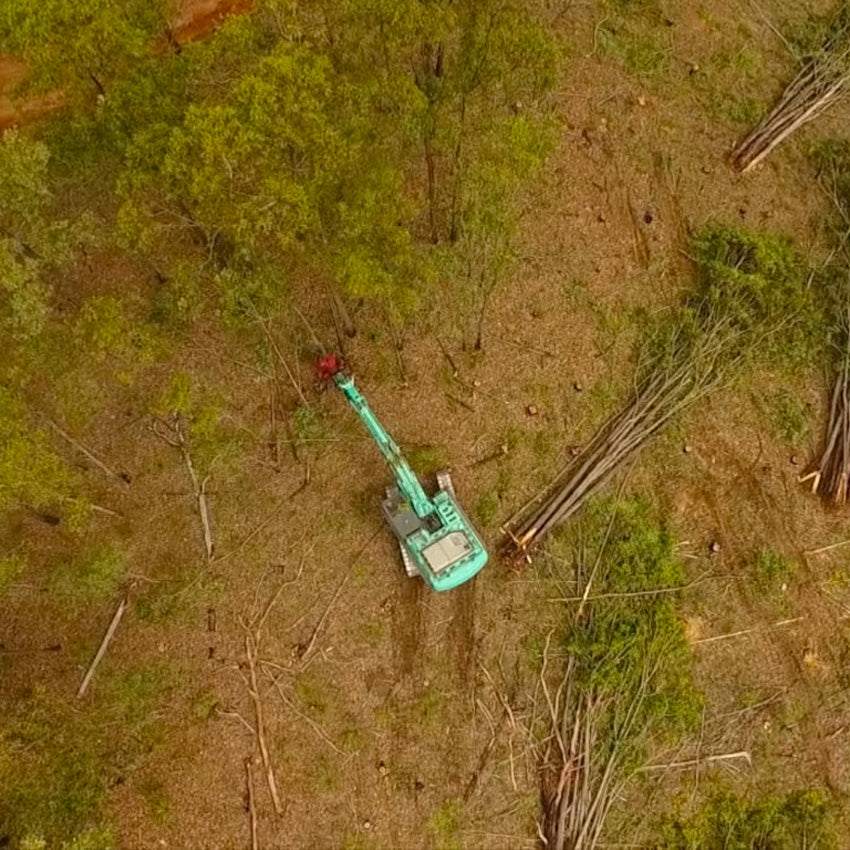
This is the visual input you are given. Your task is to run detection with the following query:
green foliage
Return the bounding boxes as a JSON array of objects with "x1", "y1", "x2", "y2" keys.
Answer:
[
  {"x1": 660, "y1": 789, "x2": 836, "y2": 849},
  {"x1": 62, "y1": 827, "x2": 115, "y2": 850},
  {"x1": 664, "y1": 226, "x2": 822, "y2": 371},
  {"x1": 812, "y1": 139, "x2": 850, "y2": 238},
  {"x1": 190, "y1": 689, "x2": 219, "y2": 722},
  {"x1": 789, "y1": 2, "x2": 850, "y2": 62},
  {"x1": 561, "y1": 499, "x2": 702, "y2": 745},
  {"x1": 760, "y1": 390, "x2": 809, "y2": 444},
  {"x1": 752, "y1": 548, "x2": 796, "y2": 596},
  {"x1": 294, "y1": 675, "x2": 328, "y2": 717},
  {"x1": 0, "y1": 690, "x2": 108, "y2": 847},
  {"x1": 475, "y1": 489, "x2": 501, "y2": 526},
  {"x1": 107, "y1": 0, "x2": 558, "y2": 328},
  {"x1": 0, "y1": 132, "x2": 86, "y2": 341},
  {"x1": 0, "y1": 552, "x2": 26, "y2": 594},
  {"x1": 427, "y1": 798, "x2": 463, "y2": 850},
  {"x1": 153, "y1": 374, "x2": 244, "y2": 477},
  {"x1": 116, "y1": 37, "x2": 426, "y2": 310},
  {"x1": 405, "y1": 444, "x2": 449, "y2": 477},
  {"x1": 0, "y1": 131, "x2": 51, "y2": 228},
  {"x1": 0, "y1": 0, "x2": 165, "y2": 95},
  {"x1": 48, "y1": 545, "x2": 126, "y2": 605},
  {"x1": 149, "y1": 263, "x2": 203, "y2": 331},
  {"x1": 290, "y1": 404, "x2": 327, "y2": 446},
  {"x1": 597, "y1": 1, "x2": 672, "y2": 76},
  {"x1": 139, "y1": 778, "x2": 171, "y2": 825},
  {"x1": 693, "y1": 228, "x2": 816, "y2": 348},
  {"x1": 0, "y1": 387, "x2": 79, "y2": 518},
  {"x1": 73, "y1": 297, "x2": 159, "y2": 365},
  {"x1": 19, "y1": 827, "x2": 114, "y2": 850},
  {"x1": 132, "y1": 583, "x2": 190, "y2": 624},
  {"x1": 690, "y1": 48, "x2": 766, "y2": 125},
  {"x1": 1, "y1": 666, "x2": 171, "y2": 848}
]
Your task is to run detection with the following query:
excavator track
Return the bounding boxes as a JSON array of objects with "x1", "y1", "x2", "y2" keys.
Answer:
[{"x1": 436, "y1": 469, "x2": 457, "y2": 498}]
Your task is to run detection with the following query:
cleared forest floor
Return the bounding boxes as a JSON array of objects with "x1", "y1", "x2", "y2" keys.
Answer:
[{"x1": 4, "y1": 0, "x2": 850, "y2": 848}]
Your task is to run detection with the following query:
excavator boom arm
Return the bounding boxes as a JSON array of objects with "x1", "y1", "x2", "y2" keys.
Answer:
[{"x1": 334, "y1": 374, "x2": 434, "y2": 518}]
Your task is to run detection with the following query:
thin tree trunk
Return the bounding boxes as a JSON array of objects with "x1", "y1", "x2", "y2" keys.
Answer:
[{"x1": 424, "y1": 124, "x2": 439, "y2": 244}]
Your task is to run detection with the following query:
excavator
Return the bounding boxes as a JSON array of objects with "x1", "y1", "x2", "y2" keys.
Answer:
[{"x1": 318, "y1": 354, "x2": 488, "y2": 592}]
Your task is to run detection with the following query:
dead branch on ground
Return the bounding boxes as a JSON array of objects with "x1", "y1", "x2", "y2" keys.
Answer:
[
  {"x1": 47, "y1": 418, "x2": 130, "y2": 485},
  {"x1": 77, "y1": 594, "x2": 129, "y2": 698},
  {"x1": 150, "y1": 414, "x2": 214, "y2": 561},
  {"x1": 638, "y1": 750, "x2": 752, "y2": 773},
  {"x1": 244, "y1": 631, "x2": 284, "y2": 814}
]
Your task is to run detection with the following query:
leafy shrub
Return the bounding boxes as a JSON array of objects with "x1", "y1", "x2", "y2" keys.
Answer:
[
  {"x1": 0, "y1": 665, "x2": 172, "y2": 849},
  {"x1": 406, "y1": 444, "x2": 449, "y2": 477},
  {"x1": 48, "y1": 545, "x2": 126, "y2": 604},
  {"x1": 0, "y1": 388, "x2": 79, "y2": 518},
  {"x1": 427, "y1": 798, "x2": 463, "y2": 850},
  {"x1": 660, "y1": 789, "x2": 836, "y2": 849},
  {"x1": 690, "y1": 227, "x2": 821, "y2": 368},
  {"x1": 562, "y1": 498, "x2": 702, "y2": 747},
  {"x1": 0, "y1": 689, "x2": 109, "y2": 847},
  {"x1": 0, "y1": 552, "x2": 26, "y2": 594},
  {"x1": 752, "y1": 548, "x2": 796, "y2": 595},
  {"x1": 475, "y1": 490, "x2": 501, "y2": 526},
  {"x1": 762, "y1": 390, "x2": 809, "y2": 444}
]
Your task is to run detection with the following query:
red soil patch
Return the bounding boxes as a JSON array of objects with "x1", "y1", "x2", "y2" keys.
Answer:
[
  {"x1": 0, "y1": 54, "x2": 65, "y2": 132},
  {"x1": 170, "y1": 0, "x2": 254, "y2": 45}
]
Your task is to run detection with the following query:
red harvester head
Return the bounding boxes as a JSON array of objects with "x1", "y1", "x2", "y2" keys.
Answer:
[{"x1": 316, "y1": 352, "x2": 345, "y2": 382}]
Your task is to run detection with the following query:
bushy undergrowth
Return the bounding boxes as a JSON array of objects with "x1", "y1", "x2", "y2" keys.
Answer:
[
  {"x1": 631, "y1": 225, "x2": 821, "y2": 404},
  {"x1": 541, "y1": 499, "x2": 701, "y2": 847},
  {"x1": 0, "y1": 666, "x2": 172, "y2": 848},
  {"x1": 561, "y1": 498, "x2": 702, "y2": 750},
  {"x1": 660, "y1": 790, "x2": 836, "y2": 849}
]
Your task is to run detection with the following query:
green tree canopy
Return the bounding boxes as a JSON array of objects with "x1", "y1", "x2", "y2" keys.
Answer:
[{"x1": 0, "y1": 0, "x2": 167, "y2": 96}]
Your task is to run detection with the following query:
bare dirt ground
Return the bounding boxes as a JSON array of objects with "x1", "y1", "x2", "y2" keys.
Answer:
[{"x1": 5, "y1": 0, "x2": 850, "y2": 847}]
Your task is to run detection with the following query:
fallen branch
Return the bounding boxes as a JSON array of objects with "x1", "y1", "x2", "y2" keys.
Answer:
[
  {"x1": 693, "y1": 616, "x2": 804, "y2": 645},
  {"x1": 213, "y1": 470, "x2": 311, "y2": 566},
  {"x1": 0, "y1": 643, "x2": 61, "y2": 654},
  {"x1": 296, "y1": 529, "x2": 381, "y2": 662},
  {"x1": 151, "y1": 415, "x2": 214, "y2": 561},
  {"x1": 639, "y1": 750, "x2": 751, "y2": 772},
  {"x1": 269, "y1": 679, "x2": 345, "y2": 755},
  {"x1": 804, "y1": 538, "x2": 850, "y2": 555},
  {"x1": 47, "y1": 418, "x2": 130, "y2": 486},
  {"x1": 463, "y1": 706, "x2": 509, "y2": 802},
  {"x1": 549, "y1": 572, "x2": 715, "y2": 603},
  {"x1": 245, "y1": 633, "x2": 284, "y2": 815},
  {"x1": 77, "y1": 594, "x2": 128, "y2": 698}
]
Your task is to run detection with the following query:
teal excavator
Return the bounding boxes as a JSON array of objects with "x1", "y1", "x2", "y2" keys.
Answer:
[{"x1": 318, "y1": 354, "x2": 488, "y2": 592}]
